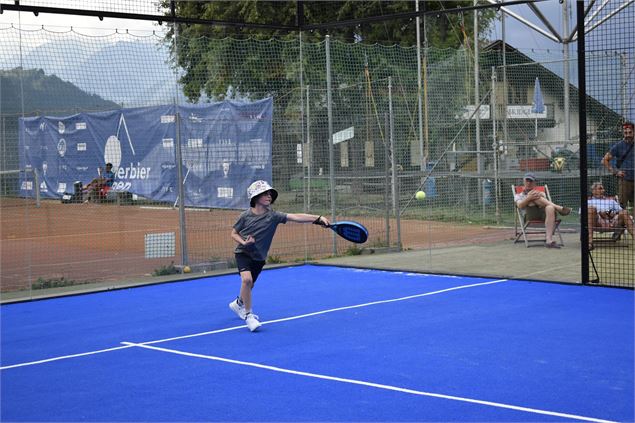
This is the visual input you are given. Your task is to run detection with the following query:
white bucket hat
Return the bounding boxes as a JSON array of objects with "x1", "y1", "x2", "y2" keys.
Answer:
[{"x1": 247, "y1": 180, "x2": 278, "y2": 207}]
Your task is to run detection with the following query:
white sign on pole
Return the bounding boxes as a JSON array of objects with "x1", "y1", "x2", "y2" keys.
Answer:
[
  {"x1": 461, "y1": 105, "x2": 548, "y2": 120},
  {"x1": 296, "y1": 144, "x2": 303, "y2": 163},
  {"x1": 461, "y1": 105, "x2": 490, "y2": 120},
  {"x1": 507, "y1": 105, "x2": 548, "y2": 119},
  {"x1": 332, "y1": 127, "x2": 354, "y2": 144}
]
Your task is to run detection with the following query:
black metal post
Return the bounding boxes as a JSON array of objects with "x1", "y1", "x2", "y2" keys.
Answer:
[{"x1": 576, "y1": 1, "x2": 589, "y2": 284}]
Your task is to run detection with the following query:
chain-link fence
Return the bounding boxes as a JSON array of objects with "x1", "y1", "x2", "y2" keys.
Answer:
[
  {"x1": 1, "y1": 2, "x2": 633, "y2": 300},
  {"x1": 581, "y1": 0, "x2": 634, "y2": 286}
]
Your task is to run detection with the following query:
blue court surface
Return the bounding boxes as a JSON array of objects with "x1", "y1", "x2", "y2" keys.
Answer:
[{"x1": 1, "y1": 265, "x2": 633, "y2": 422}]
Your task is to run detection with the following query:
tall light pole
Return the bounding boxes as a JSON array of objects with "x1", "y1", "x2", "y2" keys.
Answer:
[
  {"x1": 416, "y1": 0, "x2": 425, "y2": 171},
  {"x1": 563, "y1": 0, "x2": 571, "y2": 144}
]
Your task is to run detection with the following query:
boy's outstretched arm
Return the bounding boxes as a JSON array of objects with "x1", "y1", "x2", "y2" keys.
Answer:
[{"x1": 287, "y1": 213, "x2": 330, "y2": 226}]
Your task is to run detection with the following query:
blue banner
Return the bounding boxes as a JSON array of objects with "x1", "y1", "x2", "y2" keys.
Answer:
[{"x1": 19, "y1": 99, "x2": 273, "y2": 209}]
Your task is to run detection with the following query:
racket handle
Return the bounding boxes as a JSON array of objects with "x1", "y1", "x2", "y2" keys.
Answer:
[{"x1": 312, "y1": 215, "x2": 328, "y2": 227}]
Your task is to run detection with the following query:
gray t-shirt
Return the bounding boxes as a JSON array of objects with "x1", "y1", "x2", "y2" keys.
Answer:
[{"x1": 233, "y1": 208, "x2": 288, "y2": 261}]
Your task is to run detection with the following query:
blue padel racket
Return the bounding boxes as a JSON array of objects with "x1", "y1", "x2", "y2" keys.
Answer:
[{"x1": 327, "y1": 221, "x2": 369, "y2": 244}]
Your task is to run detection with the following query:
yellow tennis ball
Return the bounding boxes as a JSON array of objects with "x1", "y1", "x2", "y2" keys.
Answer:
[
  {"x1": 183, "y1": 266, "x2": 191, "y2": 273},
  {"x1": 415, "y1": 191, "x2": 426, "y2": 201}
]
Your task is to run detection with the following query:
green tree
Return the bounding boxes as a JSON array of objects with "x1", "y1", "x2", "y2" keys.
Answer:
[
  {"x1": 160, "y1": 1, "x2": 496, "y2": 188},
  {"x1": 162, "y1": 1, "x2": 495, "y2": 102}
]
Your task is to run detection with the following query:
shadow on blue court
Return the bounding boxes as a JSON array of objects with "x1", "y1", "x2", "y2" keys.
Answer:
[{"x1": 1, "y1": 265, "x2": 633, "y2": 422}]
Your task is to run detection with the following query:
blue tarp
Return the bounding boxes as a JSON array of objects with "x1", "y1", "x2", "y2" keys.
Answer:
[{"x1": 19, "y1": 99, "x2": 273, "y2": 209}]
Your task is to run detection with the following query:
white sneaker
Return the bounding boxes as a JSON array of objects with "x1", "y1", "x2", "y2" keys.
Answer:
[
  {"x1": 245, "y1": 313, "x2": 262, "y2": 332},
  {"x1": 229, "y1": 298, "x2": 247, "y2": 320}
]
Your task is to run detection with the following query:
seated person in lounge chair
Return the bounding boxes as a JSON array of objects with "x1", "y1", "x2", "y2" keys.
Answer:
[
  {"x1": 514, "y1": 172, "x2": 571, "y2": 249},
  {"x1": 587, "y1": 181, "x2": 634, "y2": 250}
]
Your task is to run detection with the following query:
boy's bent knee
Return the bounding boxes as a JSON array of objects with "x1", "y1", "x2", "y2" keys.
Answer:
[{"x1": 241, "y1": 277, "x2": 254, "y2": 289}]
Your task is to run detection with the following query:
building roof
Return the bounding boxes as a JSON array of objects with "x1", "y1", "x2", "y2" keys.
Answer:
[{"x1": 483, "y1": 40, "x2": 623, "y2": 135}]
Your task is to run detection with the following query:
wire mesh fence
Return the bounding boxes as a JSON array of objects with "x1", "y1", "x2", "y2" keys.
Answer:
[
  {"x1": 1, "y1": 2, "x2": 633, "y2": 299},
  {"x1": 582, "y1": 0, "x2": 634, "y2": 286}
]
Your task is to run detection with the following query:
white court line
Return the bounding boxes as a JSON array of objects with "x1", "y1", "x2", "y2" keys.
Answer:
[
  {"x1": 0, "y1": 345, "x2": 132, "y2": 370},
  {"x1": 520, "y1": 264, "x2": 580, "y2": 280},
  {"x1": 142, "y1": 278, "x2": 508, "y2": 345},
  {"x1": 122, "y1": 341, "x2": 617, "y2": 423},
  {"x1": 1, "y1": 278, "x2": 506, "y2": 370},
  {"x1": 140, "y1": 206, "x2": 209, "y2": 212}
]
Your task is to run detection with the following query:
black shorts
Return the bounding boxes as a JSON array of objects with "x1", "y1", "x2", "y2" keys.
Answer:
[{"x1": 235, "y1": 253, "x2": 266, "y2": 284}]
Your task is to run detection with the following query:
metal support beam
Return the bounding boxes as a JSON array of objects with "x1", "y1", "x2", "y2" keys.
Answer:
[
  {"x1": 576, "y1": 1, "x2": 590, "y2": 284},
  {"x1": 568, "y1": 0, "x2": 596, "y2": 41},
  {"x1": 0, "y1": 3, "x2": 297, "y2": 31},
  {"x1": 485, "y1": 0, "x2": 560, "y2": 43},
  {"x1": 527, "y1": 2, "x2": 564, "y2": 42},
  {"x1": 2, "y1": 0, "x2": 548, "y2": 32},
  {"x1": 584, "y1": 0, "x2": 635, "y2": 37},
  {"x1": 584, "y1": 0, "x2": 611, "y2": 29}
]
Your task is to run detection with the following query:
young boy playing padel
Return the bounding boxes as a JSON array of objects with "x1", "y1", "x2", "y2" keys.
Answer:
[{"x1": 230, "y1": 180, "x2": 330, "y2": 332}]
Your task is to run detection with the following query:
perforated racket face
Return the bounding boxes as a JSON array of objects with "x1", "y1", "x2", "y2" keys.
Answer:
[{"x1": 332, "y1": 221, "x2": 368, "y2": 243}]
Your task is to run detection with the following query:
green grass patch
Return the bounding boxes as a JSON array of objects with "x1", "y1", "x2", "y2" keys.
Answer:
[
  {"x1": 31, "y1": 277, "x2": 93, "y2": 290},
  {"x1": 153, "y1": 262, "x2": 180, "y2": 276},
  {"x1": 344, "y1": 245, "x2": 364, "y2": 256},
  {"x1": 267, "y1": 255, "x2": 284, "y2": 264}
]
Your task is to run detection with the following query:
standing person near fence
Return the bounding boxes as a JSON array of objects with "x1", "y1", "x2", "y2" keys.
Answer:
[
  {"x1": 229, "y1": 180, "x2": 330, "y2": 332},
  {"x1": 602, "y1": 122, "x2": 634, "y2": 210}
]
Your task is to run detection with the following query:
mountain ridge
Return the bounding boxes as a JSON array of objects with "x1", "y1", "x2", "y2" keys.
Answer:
[
  {"x1": 21, "y1": 37, "x2": 184, "y2": 107},
  {"x1": 1, "y1": 67, "x2": 119, "y2": 115}
]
